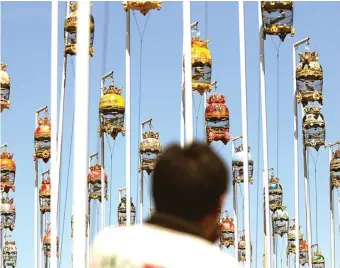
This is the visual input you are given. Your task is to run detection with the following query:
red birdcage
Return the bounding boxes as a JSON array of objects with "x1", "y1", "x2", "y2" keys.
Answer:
[{"x1": 205, "y1": 93, "x2": 230, "y2": 145}]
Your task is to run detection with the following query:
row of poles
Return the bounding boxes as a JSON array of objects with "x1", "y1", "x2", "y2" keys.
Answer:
[{"x1": 42, "y1": 1, "x2": 340, "y2": 267}]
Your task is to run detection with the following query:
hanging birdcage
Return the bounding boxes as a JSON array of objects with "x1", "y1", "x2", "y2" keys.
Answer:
[
  {"x1": 302, "y1": 106, "x2": 325, "y2": 150},
  {"x1": 34, "y1": 112, "x2": 51, "y2": 163},
  {"x1": 232, "y1": 145, "x2": 254, "y2": 184},
  {"x1": 88, "y1": 163, "x2": 108, "y2": 201},
  {"x1": 43, "y1": 228, "x2": 59, "y2": 258},
  {"x1": 238, "y1": 234, "x2": 252, "y2": 263},
  {"x1": 0, "y1": 63, "x2": 11, "y2": 112},
  {"x1": 261, "y1": 1, "x2": 295, "y2": 41},
  {"x1": 3, "y1": 236, "x2": 17, "y2": 268},
  {"x1": 272, "y1": 205, "x2": 289, "y2": 237},
  {"x1": 122, "y1": 1, "x2": 162, "y2": 15},
  {"x1": 64, "y1": 2, "x2": 95, "y2": 56},
  {"x1": 39, "y1": 174, "x2": 51, "y2": 214},
  {"x1": 205, "y1": 93, "x2": 230, "y2": 145},
  {"x1": 0, "y1": 150, "x2": 16, "y2": 193},
  {"x1": 268, "y1": 172, "x2": 283, "y2": 212},
  {"x1": 299, "y1": 240, "x2": 309, "y2": 266},
  {"x1": 219, "y1": 211, "x2": 234, "y2": 248},
  {"x1": 312, "y1": 245, "x2": 325, "y2": 268},
  {"x1": 139, "y1": 127, "x2": 162, "y2": 175},
  {"x1": 71, "y1": 215, "x2": 89, "y2": 238},
  {"x1": 287, "y1": 221, "x2": 303, "y2": 254},
  {"x1": 191, "y1": 36, "x2": 212, "y2": 95},
  {"x1": 99, "y1": 81, "x2": 125, "y2": 139},
  {"x1": 117, "y1": 197, "x2": 136, "y2": 226},
  {"x1": 296, "y1": 49, "x2": 323, "y2": 109},
  {"x1": 330, "y1": 148, "x2": 340, "y2": 188},
  {"x1": 0, "y1": 197, "x2": 16, "y2": 231}
]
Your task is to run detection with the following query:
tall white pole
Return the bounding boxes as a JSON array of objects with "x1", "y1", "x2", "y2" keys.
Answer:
[
  {"x1": 34, "y1": 107, "x2": 48, "y2": 268},
  {"x1": 292, "y1": 38, "x2": 309, "y2": 267},
  {"x1": 99, "y1": 72, "x2": 113, "y2": 231},
  {"x1": 140, "y1": 124, "x2": 144, "y2": 224},
  {"x1": 0, "y1": 144, "x2": 8, "y2": 267},
  {"x1": 183, "y1": 0, "x2": 193, "y2": 145},
  {"x1": 49, "y1": 0, "x2": 58, "y2": 266},
  {"x1": 56, "y1": 0, "x2": 69, "y2": 242},
  {"x1": 302, "y1": 147, "x2": 312, "y2": 268},
  {"x1": 237, "y1": 1, "x2": 251, "y2": 266},
  {"x1": 232, "y1": 139, "x2": 238, "y2": 261},
  {"x1": 292, "y1": 43, "x2": 300, "y2": 268},
  {"x1": 72, "y1": 2, "x2": 90, "y2": 267},
  {"x1": 180, "y1": 58, "x2": 185, "y2": 148},
  {"x1": 329, "y1": 146, "x2": 335, "y2": 268},
  {"x1": 100, "y1": 112, "x2": 105, "y2": 231},
  {"x1": 140, "y1": 119, "x2": 152, "y2": 224},
  {"x1": 34, "y1": 109, "x2": 42, "y2": 268},
  {"x1": 125, "y1": 9, "x2": 131, "y2": 226},
  {"x1": 257, "y1": 2, "x2": 271, "y2": 268}
]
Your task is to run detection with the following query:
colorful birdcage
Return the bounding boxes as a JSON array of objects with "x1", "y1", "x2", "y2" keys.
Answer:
[
  {"x1": 272, "y1": 205, "x2": 289, "y2": 237},
  {"x1": 122, "y1": 1, "x2": 162, "y2": 15},
  {"x1": 296, "y1": 49, "x2": 323, "y2": 109},
  {"x1": 0, "y1": 197, "x2": 16, "y2": 231},
  {"x1": 232, "y1": 145, "x2": 254, "y2": 184},
  {"x1": 64, "y1": 2, "x2": 95, "y2": 56},
  {"x1": 268, "y1": 171, "x2": 283, "y2": 212},
  {"x1": 287, "y1": 220, "x2": 303, "y2": 254},
  {"x1": 219, "y1": 211, "x2": 234, "y2": 248},
  {"x1": 117, "y1": 197, "x2": 136, "y2": 226},
  {"x1": 71, "y1": 215, "x2": 89, "y2": 238},
  {"x1": 299, "y1": 240, "x2": 309, "y2": 266},
  {"x1": 3, "y1": 236, "x2": 17, "y2": 268},
  {"x1": 330, "y1": 148, "x2": 340, "y2": 188},
  {"x1": 0, "y1": 150, "x2": 16, "y2": 193},
  {"x1": 205, "y1": 93, "x2": 230, "y2": 145},
  {"x1": 261, "y1": 1, "x2": 295, "y2": 41},
  {"x1": 238, "y1": 234, "x2": 252, "y2": 263},
  {"x1": 312, "y1": 245, "x2": 325, "y2": 268},
  {"x1": 39, "y1": 173, "x2": 51, "y2": 214},
  {"x1": 34, "y1": 112, "x2": 51, "y2": 163},
  {"x1": 139, "y1": 127, "x2": 162, "y2": 175},
  {"x1": 191, "y1": 36, "x2": 212, "y2": 95},
  {"x1": 302, "y1": 106, "x2": 325, "y2": 150},
  {"x1": 0, "y1": 63, "x2": 11, "y2": 112},
  {"x1": 43, "y1": 228, "x2": 59, "y2": 258},
  {"x1": 99, "y1": 81, "x2": 125, "y2": 139},
  {"x1": 88, "y1": 163, "x2": 108, "y2": 201}
]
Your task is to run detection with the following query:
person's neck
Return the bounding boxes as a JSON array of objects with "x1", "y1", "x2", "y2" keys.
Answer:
[{"x1": 147, "y1": 211, "x2": 208, "y2": 241}]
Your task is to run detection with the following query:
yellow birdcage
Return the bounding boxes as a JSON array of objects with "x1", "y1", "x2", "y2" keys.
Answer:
[
  {"x1": 0, "y1": 63, "x2": 11, "y2": 112},
  {"x1": 122, "y1": 1, "x2": 162, "y2": 15},
  {"x1": 261, "y1": 1, "x2": 295, "y2": 41}
]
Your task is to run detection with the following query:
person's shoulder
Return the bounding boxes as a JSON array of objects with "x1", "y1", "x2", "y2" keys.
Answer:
[
  {"x1": 217, "y1": 252, "x2": 241, "y2": 267},
  {"x1": 94, "y1": 225, "x2": 139, "y2": 241}
]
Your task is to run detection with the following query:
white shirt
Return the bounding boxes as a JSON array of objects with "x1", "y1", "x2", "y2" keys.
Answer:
[{"x1": 90, "y1": 224, "x2": 241, "y2": 268}]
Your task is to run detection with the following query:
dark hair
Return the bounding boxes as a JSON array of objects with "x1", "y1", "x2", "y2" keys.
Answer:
[{"x1": 152, "y1": 142, "x2": 229, "y2": 221}]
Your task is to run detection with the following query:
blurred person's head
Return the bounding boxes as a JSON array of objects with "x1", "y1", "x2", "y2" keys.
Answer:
[{"x1": 152, "y1": 142, "x2": 230, "y2": 243}]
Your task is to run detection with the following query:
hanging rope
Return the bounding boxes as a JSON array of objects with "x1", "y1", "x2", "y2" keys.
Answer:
[
  {"x1": 195, "y1": 96, "x2": 203, "y2": 138},
  {"x1": 269, "y1": 36, "x2": 282, "y2": 175},
  {"x1": 58, "y1": 54, "x2": 77, "y2": 266},
  {"x1": 58, "y1": 105, "x2": 74, "y2": 266},
  {"x1": 132, "y1": 11, "x2": 151, "y2": 222},
  {"x1": 98, "y1": 1, "x2": 110, "y2": 155},
  {"x1": 309, "y1": 148, "x2": 319, "y2": 244}
]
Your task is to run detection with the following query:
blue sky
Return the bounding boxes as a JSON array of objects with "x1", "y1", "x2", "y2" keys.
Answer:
[{"x1": 1, "y1": 1, "x2": 340, "y2": 267}]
